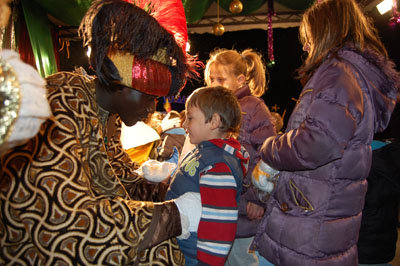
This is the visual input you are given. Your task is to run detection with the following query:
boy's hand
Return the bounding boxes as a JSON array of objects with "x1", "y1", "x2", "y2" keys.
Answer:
[{"x1": 246, "y1": 202, "x2": 264, "y2": 220}]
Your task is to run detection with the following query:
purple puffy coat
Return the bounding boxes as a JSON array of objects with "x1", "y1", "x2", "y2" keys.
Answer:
[
  {"x1": 235, "y1": 85, "x2": 276, "y2": 237},
  {"x1": 253, "y1": 47, "x2": 399, "y2": 265}
]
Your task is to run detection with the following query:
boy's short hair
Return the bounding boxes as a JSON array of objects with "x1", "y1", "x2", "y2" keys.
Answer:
[{"x1": 186, "y1": 86, "x2": 241, "y2": 134}]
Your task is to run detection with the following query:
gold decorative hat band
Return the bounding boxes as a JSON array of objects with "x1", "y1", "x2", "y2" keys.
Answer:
[{"x1": 109, "y1": 51, "x2": 177, "y2": 97}]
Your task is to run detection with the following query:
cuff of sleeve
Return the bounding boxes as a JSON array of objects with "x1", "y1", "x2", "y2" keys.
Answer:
[
  {"x1": 176, "y1": 211, "x2": 190, "y2": 240},
  {"x1": 138, "y1": 200, "x2": 182, "y2": 251}
]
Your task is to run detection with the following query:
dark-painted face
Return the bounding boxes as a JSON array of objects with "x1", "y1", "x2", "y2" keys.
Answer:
[{"x1": 112, "y1": 86, "x2": 157, "y2": 126}]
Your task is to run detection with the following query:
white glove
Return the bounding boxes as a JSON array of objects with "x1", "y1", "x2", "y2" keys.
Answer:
[
  {"x1": 135, "y1": 159, "x2": 177, "y2": 183},
  {"x1": 160, "y1": 115, "x2": 181, "y2": 132},
  {"x1": 174, "y1": 192, "x2": 201, "y2": 239},
  {"x1": 252, "y1": 160, "x2": 279, "y2": 193}
]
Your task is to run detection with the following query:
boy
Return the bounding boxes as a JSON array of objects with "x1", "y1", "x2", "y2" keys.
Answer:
[{"x1": 166, "y1": 86, "x2": 250, "y2": 265}]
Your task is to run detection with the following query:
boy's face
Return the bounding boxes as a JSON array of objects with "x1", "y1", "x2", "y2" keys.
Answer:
[{"x1": 183, "y1": 106, "x2": 213, "y2": 145}]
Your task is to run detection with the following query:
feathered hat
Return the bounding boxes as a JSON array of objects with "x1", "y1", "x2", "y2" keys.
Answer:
[
  {"x1": 130, "y1": 0, "x2": 188, "y2": 52},
  {"x1": 79, "y1": 0, "x2": 196, "y2": 97}
]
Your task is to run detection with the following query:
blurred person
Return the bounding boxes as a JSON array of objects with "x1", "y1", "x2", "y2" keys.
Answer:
[
  {"x1": 357, "y1": 138, "x2": 400, "y2": 266},
  {"x1": 157, "y1": 110, "x2": 187, "y2": 161},
  {"x1": 270, "y1": 111, "x2": 284, "y2": 134},
  {"x1": 357, "y1": 100, "x2": 400, "y2": 266}
]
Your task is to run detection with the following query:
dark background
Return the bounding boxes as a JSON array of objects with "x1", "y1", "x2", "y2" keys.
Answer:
[{"x1": 59, "y1": 8, "x2": 400, "y2": 130}]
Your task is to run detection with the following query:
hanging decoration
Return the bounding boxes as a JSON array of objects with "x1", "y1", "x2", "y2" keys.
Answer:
[
  {"x1": 266, "y1": 0, "x2": 275, "y2": 68},
  {"x1": 389, "y1": 0, "x2": 400, "y2": 26},
  {"x1": 213, "y1": 0, "x2": 225, "y2": 36},
  {"x1": 58, "y1": 39, "x2": 71, "y2": 59},
  {"x1": 212, "y1": 23, "x2": 225, "y2": 35},
  {"x1": 229, "y1": 0, "x2": 243, "y2": 14}
]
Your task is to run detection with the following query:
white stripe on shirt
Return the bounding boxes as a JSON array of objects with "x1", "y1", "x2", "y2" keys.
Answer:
[
  {"x1": 202, "y1": 207, "x2": 238, "y2": 221},
  {"x1": 200, "y1": 174, "x2": 237, "y2": 188}
]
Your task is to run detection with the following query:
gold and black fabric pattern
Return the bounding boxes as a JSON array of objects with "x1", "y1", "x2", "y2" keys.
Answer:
[{"x1": 0, "y1": 72, "x2": 183, "y2": 265}]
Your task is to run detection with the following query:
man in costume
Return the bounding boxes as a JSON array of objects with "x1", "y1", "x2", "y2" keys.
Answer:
[{"x1": 0, "y1": 0, "x2": 200, "y2": 264}]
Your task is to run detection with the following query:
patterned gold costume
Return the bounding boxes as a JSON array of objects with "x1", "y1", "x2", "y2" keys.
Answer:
[{"x1": 0, "y1": 72, "x2": 183, "y2": 265}]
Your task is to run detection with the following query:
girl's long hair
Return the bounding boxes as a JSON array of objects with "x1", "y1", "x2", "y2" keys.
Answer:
[{"x1": 298, "y1": 0, "x2": 388, "y2": 83}]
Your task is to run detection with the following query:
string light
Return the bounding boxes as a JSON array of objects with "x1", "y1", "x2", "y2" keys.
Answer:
[
  {"x1": 388, "y1": 0, "x2": 400, "y2": 26},
  {"x1": 185, "y1": 42, "x2": 190, "y2": 52},
  {"x1": 266, "y1": 0, "x2": 275, "y2": 68},
  {"x1": 86, "y1": 46, "x2": 91, "y2": 58},
  {"x1": 377, "y1": 0, "x2": 393, "y2": 14}
]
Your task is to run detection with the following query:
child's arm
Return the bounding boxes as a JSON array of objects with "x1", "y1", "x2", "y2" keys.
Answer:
[{"x1": 197, "y1": 162, "x2": 238, "y2": 266}]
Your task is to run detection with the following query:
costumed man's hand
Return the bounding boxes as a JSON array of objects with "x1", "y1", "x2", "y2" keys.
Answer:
[
  {"x1": 174, "y1": 192, "x2": 201, "y2": 239},
  {"x1": 135, "y1": 159, "x2": 177, "y2": 183},
  {"x1": 140, "y1": 192, "x2": 201, "y2": 249}
]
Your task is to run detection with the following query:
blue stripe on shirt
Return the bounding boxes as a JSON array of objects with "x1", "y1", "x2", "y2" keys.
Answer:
[
  {"x1": 200, "y1": 174, "x2": 237, "y2": 188},
  {"x1": 197, "y1": 239, "x2": 232, "y2": 256}
]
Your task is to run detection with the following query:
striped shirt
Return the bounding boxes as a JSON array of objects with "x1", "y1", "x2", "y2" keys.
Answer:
[{"x1": 197, "y1": 162, "x2": 239, "y2": 265}]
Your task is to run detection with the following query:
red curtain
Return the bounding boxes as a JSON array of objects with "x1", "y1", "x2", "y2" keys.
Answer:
[{"x1": 18, "y1": 14, "x2": 36, "y2": 69}]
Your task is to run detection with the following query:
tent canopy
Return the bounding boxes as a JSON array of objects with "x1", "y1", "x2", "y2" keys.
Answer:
[
  {"x1": 33, "y1": 0, "x2": 315, "y2": 26},
  {"x1": 19, "y1": 0, "x2": 380, "y2": 78}
]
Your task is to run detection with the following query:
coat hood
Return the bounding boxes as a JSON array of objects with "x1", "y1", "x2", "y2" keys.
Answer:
[{"x1": 338, "y1": 47, "x2": 400, "y2": 133}]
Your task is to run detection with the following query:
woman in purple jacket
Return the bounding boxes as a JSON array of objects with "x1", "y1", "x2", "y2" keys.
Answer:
[
  {"x1": 205, "y1": 48, "x2": 277, "y2": 265},
  {"x1": 252, "y1": 0, "x2": 400, "y2": 265}
]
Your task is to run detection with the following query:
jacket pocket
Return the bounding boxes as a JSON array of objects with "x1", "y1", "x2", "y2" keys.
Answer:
[{"x1": 289, "y1": 178, "x2": 314, "y2": 211}]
